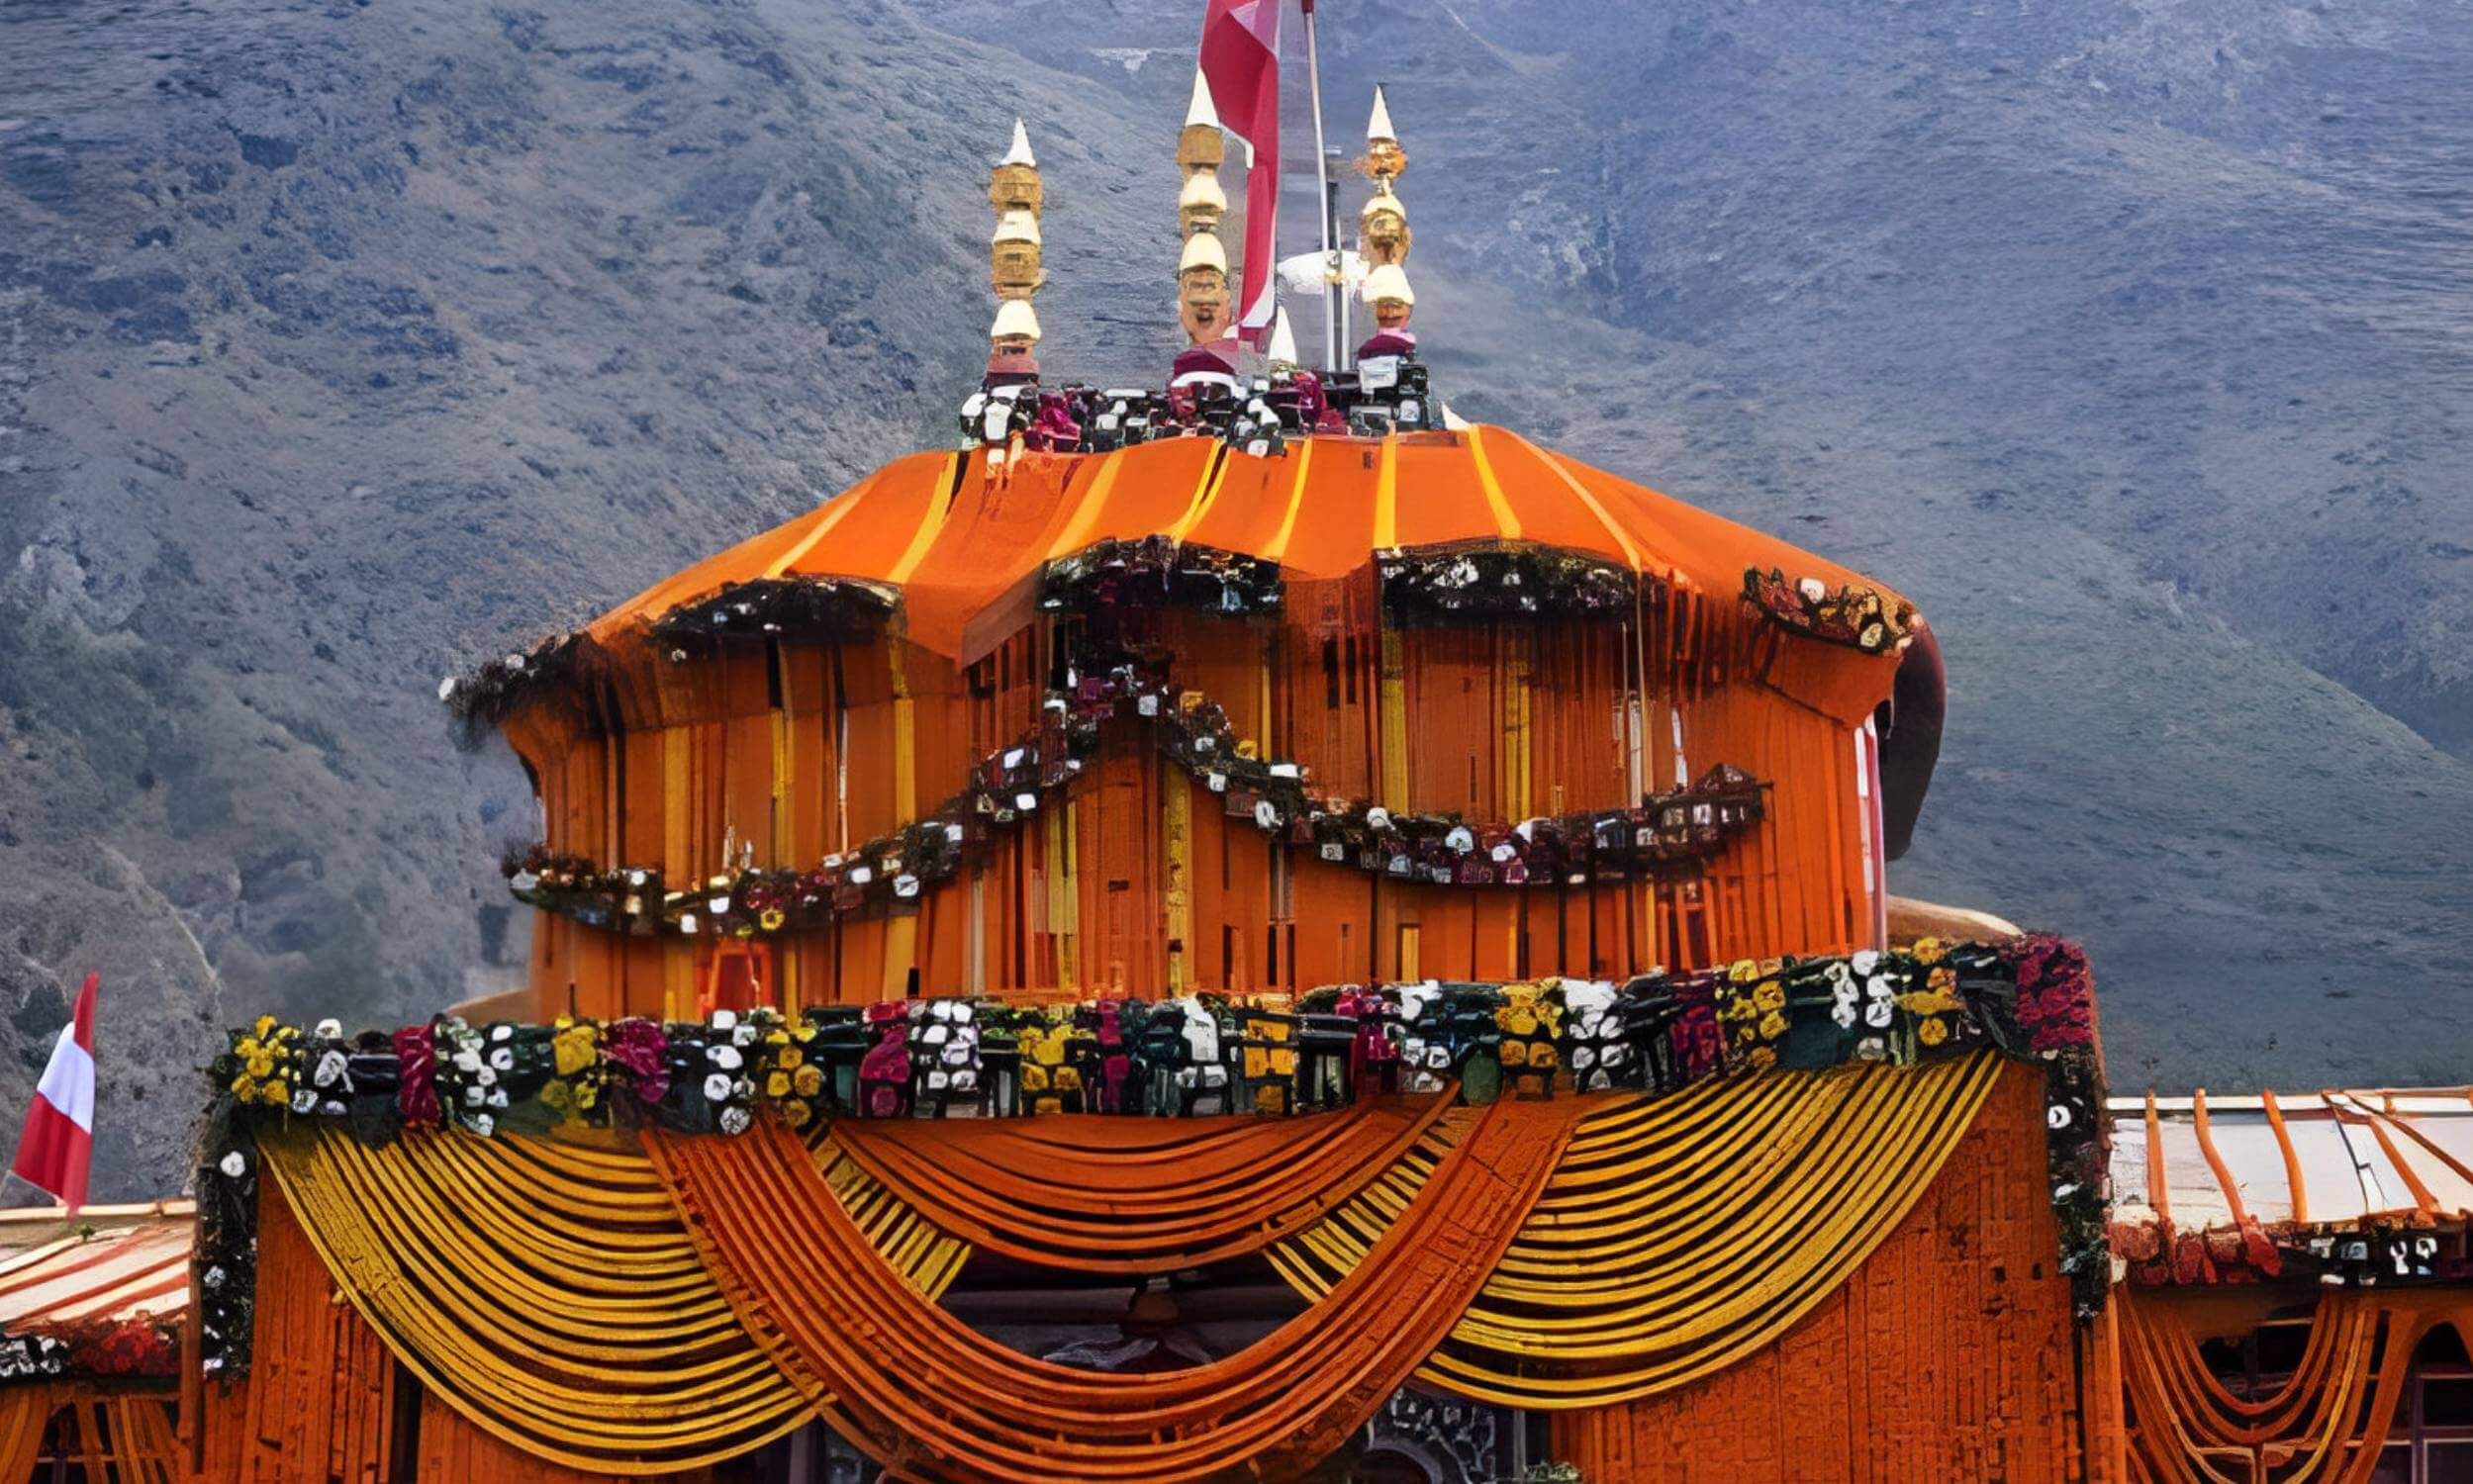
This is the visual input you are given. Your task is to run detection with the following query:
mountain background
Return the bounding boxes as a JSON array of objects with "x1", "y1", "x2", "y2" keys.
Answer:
[{"x1": 3, "y1": 0, "x2": 2468, "y2": 1199}]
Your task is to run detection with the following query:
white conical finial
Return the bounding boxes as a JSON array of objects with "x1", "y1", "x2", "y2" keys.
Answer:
[
  {"x1": 1367, "y1": 84, "x2": 1396, "y2": 144},
  {"x1": 1001, "y1": 119, "x2": 1036, "y2": 168},
  {"x1": 1187, "y1": 67, "x2": 1221, "y2": 131},
  {"x1": 1266, "y1": 306, "x2": 1299, "y2": 367}
]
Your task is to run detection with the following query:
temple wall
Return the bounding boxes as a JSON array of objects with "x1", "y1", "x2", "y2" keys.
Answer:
[
  {"x1": 1549, "y1": 1062, "x2": 2094, "y2": 1480},
  {"x1": 510, "y1": 594, "x2": 1886, "y2": 1022}
]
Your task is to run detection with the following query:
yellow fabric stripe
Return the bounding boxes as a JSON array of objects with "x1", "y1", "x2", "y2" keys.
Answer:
[
  {"x1": 1041, "y1": 448, "x2": 1129, "y2": 561},
  {"x1": 1378, "y1": 630, "x2": 1409, "y2": 811},
  {"x1": 1164, "y1": 447, "x2": 1232, "y2": 543},
  {"x1": 1270, "y1": 1055, "x2": 2006, "y2": 1409},
  {"x1": 883, "y1": 453, "x2": 963, "y2": 587},
  {"x1": 1500, "y1": 427, "x2": 1643, "y2": 571},
  {"x1": 1258, "y1": 436, "x2": 1317, "y2": 564},
  {"x1": 1373, "y1": 434, "x2": 1400, "y2": 550},
  {"x1": 1465, "y1": 426, "x2": 1524, "y2": 543},
  {"x1": 762, "y1": 468, "x2": 879, "y2": 579}
]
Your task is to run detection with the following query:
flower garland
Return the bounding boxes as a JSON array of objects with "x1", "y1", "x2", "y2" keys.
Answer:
[
  {"x1": 1743, "y1": 567, "x2": 1917, "y2": 655},
  {"x1": 1040, "y1": 536, "x2": 1284, "y2": 617},
  {"x1": 503, "y1": 640, "x2": 1765, "y2": 940},
  {"x1": 1379, "y1": 546, "x2": 1637, "y2": 623},
  {"x1": 644, "y1": 577, "x2": 896, "y2": 644},
  {"x1": 197, "y1": 933, "x2": 2109, "y2": 1376}
]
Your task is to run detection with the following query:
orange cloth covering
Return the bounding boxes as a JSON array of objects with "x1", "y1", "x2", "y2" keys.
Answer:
[
  {"x1": 819, "y1": 1090, "x2": 1454, "y2": 1271},
  {"x1": 644, "y1": 1097, "x2": 1585, "y2": 1484},
  {"x1": 2117, "y1": 1288, "x2": 2473, "y2": 1484}
]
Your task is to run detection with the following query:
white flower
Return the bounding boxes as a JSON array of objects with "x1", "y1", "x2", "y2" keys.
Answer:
[
  {"x1": 488, "y1": 1047, "x2": 514, "y2": 1071},
  {"x1": 1851, "y1": 950, "x2": 1879, "y2": 975},
  {"x1": 1831, "y1": 1003, "x2": 1858, "y2": 1030},
  {"x1": 1366, "y1": 807, "x2": 1392, "y2": 832},
  {"x1": 436, "y1": 676, "x2": 457, "y2": 701},
  {"x1": 470, "y1": 1113, "x2": 496, "y2": 1137},
  {"x1": 219, "y1": 1152, "x2": 247, "y2": 1179},
  {"x1": 204, "y1": 1264, "x2": 227, "y2": 1290},
  {"x1": 733, "y1": 1024, "x2": 757, "y2": 1047},
  {"x1": 475, "y1": 1066, "x2": 498, "y2": 1087},
  {"x1": 510, "y1": 871, "x2": 539, "y2": 893},
  {"x1": 703, "y1": 1072, "x2": 734, "y2": 1103},
  {"x1": 710, "y1": 1010, "x2": 738, "y2": 1032},
  {"x1": 464, "y1": 1085, "x2": 485, "y2": 1107},
  {"x1": 290, "y1": 1087, "x2": 319, "y2": 1114},
  {"x1": 313, "y1": 1050, "x2": 349, "y2": 1088},
  {"x1": 1864, "y1": 974, "x2": 1895, "y2": 1002},
  {"x1": 1797, "y1": 577, "x2": 1827, "y2": 603},
  {"x1": 488, "y1": 1088, "x2": 509, "y2": 1110},
  {"x1": 710, "y1": 1046, "x2": 743, "y2": 1071},
  {"x1": 1864, "y1": 1001, "x2": 1893, "y2": 1029},
  {"x1": 314, "y1": 1018, "x2": 343, "y2": 1040},
  {"x1": 717, "y1": 1106, "x2": 753, "y2": 1136},
  {"x1": 452, "y1": 1049, "x2": 482, "y2": 1074}
]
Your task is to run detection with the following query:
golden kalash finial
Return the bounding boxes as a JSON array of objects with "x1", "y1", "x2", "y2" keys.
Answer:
[
  {"x1": 987, "y1": 120, "x2": 1043, "y2": 383},
  {"x1": 1358, "y1": 87, "x2": 1416, "y2": 357},
  {"x1": 1174, "y1": 70, "x2": 1238, "y2": 377}
]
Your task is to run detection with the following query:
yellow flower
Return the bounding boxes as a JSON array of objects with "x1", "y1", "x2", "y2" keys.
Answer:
[
  {"x1": 576, "y1": 1082, "x2": 600, "y2": 1111},
  {"x1": 1747, "y1": 1047, "x2": 1778, "y2": 1070},
  {"x1": 1928, "y1": 967, "x2": 1955, "y2": 994},
  {"x1": 1021, "y1": 1065, "x2": 1050, "y2": 1092},
  {"x1": 777, "y1": 1047, "x2": 804, "y2": 1070},
  {"x1": 1758, "y1": 1010, "x2": 1787, "y2": 1041},
  {"x1": 253, "y1": 1015, "x2": 278, "y2": 1038},
  {"x1": 540, "y1": 1079, "x2": 573, "y2": 1113},
  {"x1": 759, "y1": 908, "x2": 786, "y2": 932},
  {"x1": 1919, "y1": 1018, "x2": 1950, "y2": 1047},
  {"x1": 1728, "y1": 960, "x2": 1760, "y2": 984},
  {"x1": 1754, "y1": 981, "x2": 1786, "y2": 1013},
  {"x1": 793, "y1": 1066, "x2": 824, "y2": 1098},
  {"x1": 1912, "y1": 937, "x2": 1947, "y2": 966},
  {"x1": 230, "y1": 1074, "x2": 256, "y2": 1098},
  {"x1": 554, "y1": 1014, "x2": 575, "y2": 1031},
  {"x1": 553, "y1": 1028, "x2": 598, "y2": 1076},
  {"x1": 765, "y1": 1070, "x2": 792, "y2": 1099},
  {"x1": 244, "y1": 1052, "x2": 276, "y2": 1079},
  {"x1": 259, "y1": 1081, "x2": 290, "y2": 1107},
  {"x1": 782, "y1": 1098, "x2": 812, "y2": 1129},
  {"x1": 1502, "y1": 1042, "x2": 1529, "y2": 1067},
  {"x1": 236, "y1": 1037, "x2": 262, "y2": 1060}
]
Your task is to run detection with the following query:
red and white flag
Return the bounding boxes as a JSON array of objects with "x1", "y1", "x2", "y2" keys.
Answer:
[
  {"x1": 11, "y1": 972, "x2": 97, "y2": 1211},
  {"x1": 1199, "y1": 0, "x2": 1282, "y2": 348}
]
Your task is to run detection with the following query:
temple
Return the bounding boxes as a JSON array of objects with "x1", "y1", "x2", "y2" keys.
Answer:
[{"x1": 3, "y1": 54, "x2": 2469, "y2": 1484}]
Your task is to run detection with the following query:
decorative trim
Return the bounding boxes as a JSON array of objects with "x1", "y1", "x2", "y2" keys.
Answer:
[
  {"x1": 1743, "y1": 567, "x2": 1917, "y2": 655},
  {"x1": 1039, "y1": 536, "x2": 1284, "y2": 616},
  {"x1": 1380, "y1": 545, "x2": 1636, "y2": 623}
]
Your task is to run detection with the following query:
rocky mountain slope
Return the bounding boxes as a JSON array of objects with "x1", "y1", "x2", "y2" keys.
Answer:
[{"x1": 2, "y1": 0, "x2": 2467, "y2": 1197}]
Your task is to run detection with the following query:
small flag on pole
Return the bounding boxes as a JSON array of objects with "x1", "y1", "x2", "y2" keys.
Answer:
[
  {"x1": 11, "y1": 972, "x2": 97, "y2": 1212},
  {"x1": 1198, "y1": 0, "x2": 1283, "y2": 349}
]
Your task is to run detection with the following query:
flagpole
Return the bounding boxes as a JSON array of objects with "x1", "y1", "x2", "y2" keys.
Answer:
[{"x1": 1300, "y1": 0, "x2": 1337, "y2": 370}]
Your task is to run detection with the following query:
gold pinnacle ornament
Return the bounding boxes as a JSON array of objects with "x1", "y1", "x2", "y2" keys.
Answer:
[
  {"x1": 1177, "y1": 70, "x2": 1234, "y2": 347},
  {"x1": 1360, "y1": 86, "x2": 1414, "y2": 338},
  {"x1": 988, "y1": 120, "x2": 1043, "y2": 360}
]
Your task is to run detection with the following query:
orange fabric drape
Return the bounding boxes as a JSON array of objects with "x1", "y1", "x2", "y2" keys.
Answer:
[
  {"x1": 197, "y1": 1179, "x2": 400, "y2": 1484},
  {"x1": 2118, "y1": 1288, "x2": 2473, "y2": 1483},
  {"x1": 646, "y1": 1097, "x2": 1584, "y2": 1484},
  {"x1": 820, "y1": 1091, "x2": 1454, "y2": 1271},
  {"x1": 0, "y1": 1384, "x2": 58, "y2": 1480}
]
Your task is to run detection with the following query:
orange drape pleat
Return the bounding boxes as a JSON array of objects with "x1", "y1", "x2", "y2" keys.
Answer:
[
  {"x1": 0, "y1": 1384, "x2": 58, "y2": 1480},
  {"x1": 646, "y1": 1097, "x2": 1584, "y2": 1484},
  {"x1": 412, "y1": 1390, "x2": 626, "y2": 1484},
  {"x1": 821, "y1": 1091, "x2": 1454, "y2": 1270},
  {"x1": 2117, "y1": 1289, "x2": 2473, "y2": 1484}
]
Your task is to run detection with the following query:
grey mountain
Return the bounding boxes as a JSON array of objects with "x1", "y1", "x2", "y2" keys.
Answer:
[{"x1": 1, "y1": 0, "x2": 2466, "y2": 1198}]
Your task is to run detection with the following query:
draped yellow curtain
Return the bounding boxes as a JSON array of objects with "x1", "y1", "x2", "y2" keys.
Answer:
[
  {"x1": 262, "y1": 1126, "x2": 962, "y2": 1475},
  {"x1": 1270, "y1": 1053, "x2": 2008, "y2": 1409},
  {"x1": 644, "y1": 1098, "x2": 1584, "y2": 1484},
  {"x1": 2117, "y1": 1289, "x2": 2473, "y2": 1484},
  {"x1": 819, "y1": 1091, "x2": 1454, "y2": 1270}
]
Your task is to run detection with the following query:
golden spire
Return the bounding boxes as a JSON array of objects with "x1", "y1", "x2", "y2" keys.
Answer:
[
  {"x1": 989, "y1": 120, "x2": 1043, "y2": 362},
  {"x1": 1359, "y1": 87, "x2": 1414, "y2": 344},
  {"x1": 1176, "y1": 69, "x2": 1233, "y2": 348}
]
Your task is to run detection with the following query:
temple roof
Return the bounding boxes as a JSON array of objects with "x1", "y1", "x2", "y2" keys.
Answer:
[
  {"x1": 2111, "y1": 1089, "x2": 2473, "y2": 1230},
  {"x1": 593, "y1": 427, "x2": 1909, "y2": 662},
  {"x1": 0, "y1": 1202, "x2": 192, "y2": 1333}
]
